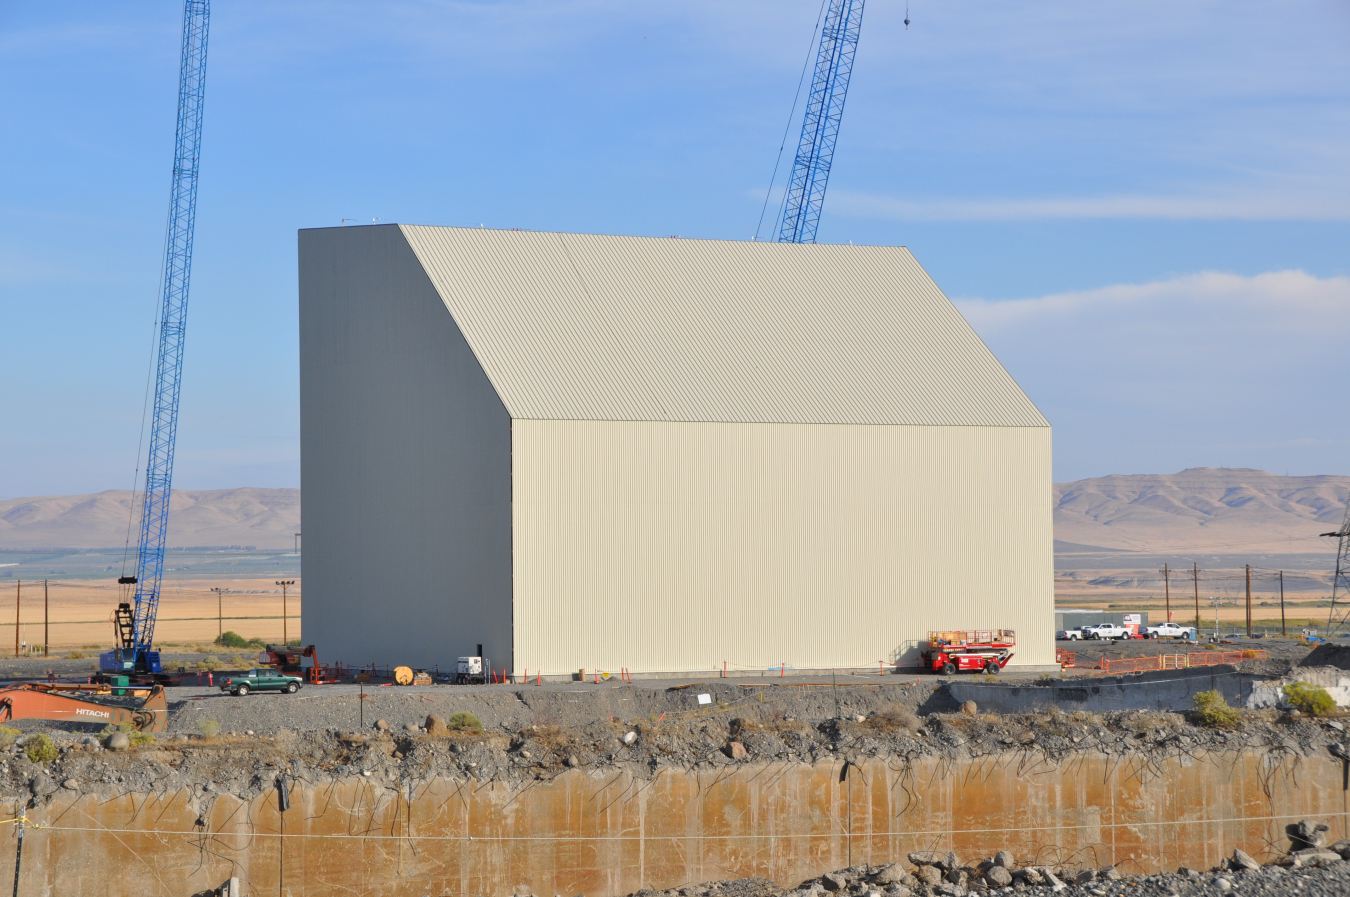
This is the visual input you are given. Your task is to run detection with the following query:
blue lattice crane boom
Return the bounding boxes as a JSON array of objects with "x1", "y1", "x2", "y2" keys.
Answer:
[
  {"x1": 104, "y1": 0, "x2": 211, "y2": 675},
  {"x1": 778, "y1": 0, "x2": 866, "y2": 244}
]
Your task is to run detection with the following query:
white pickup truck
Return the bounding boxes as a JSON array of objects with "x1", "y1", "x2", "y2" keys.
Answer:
[
  {"x1": 1142, "y1": 622, "x2": 1196, "y2": 640},
  {"x1": 1081, "y1": 623, "x2": 1130, "y2": 640}
]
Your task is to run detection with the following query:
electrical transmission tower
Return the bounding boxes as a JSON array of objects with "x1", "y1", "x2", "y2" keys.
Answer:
[
  {"x1": 107, "y1": 0, "x2": 211, "y2": 673},
  {"x1": 778, "y1": 0, "x2": 866, "y2": 244},
  {"x1": 1322, "y1": 501, "x2": 1350, "y2": 636}
]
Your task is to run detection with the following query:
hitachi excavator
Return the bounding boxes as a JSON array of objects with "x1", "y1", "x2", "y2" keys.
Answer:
[{"x1": 0, "y1": 683, "x2": 168, "y2": 733}]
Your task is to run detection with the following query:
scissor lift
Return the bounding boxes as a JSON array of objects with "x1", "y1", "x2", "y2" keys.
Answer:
[{"x1": 921, "y1": 629, "x2": 1016, "y2": 675}]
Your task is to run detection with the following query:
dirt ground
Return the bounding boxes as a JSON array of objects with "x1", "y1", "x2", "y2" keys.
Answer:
[{"x1": 1054, "y1": 634, "x2": 1316, "y2": 677}]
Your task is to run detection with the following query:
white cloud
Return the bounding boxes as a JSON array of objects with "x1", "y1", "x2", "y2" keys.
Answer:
[
  {"x1": 956, "y1": 271, "x2": 1350, "y2": 480},
  {"x1": 830, "y1": 191, "x2": 1350, "y2": 223},
  {"x1": 957, "y1": 270, "x2": 1350, "y2": 331}
]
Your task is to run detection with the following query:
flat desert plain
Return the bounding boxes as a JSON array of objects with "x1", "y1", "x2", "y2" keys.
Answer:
[{"x1": 0, "y1": 578, "x2": 299, "y2": 652}]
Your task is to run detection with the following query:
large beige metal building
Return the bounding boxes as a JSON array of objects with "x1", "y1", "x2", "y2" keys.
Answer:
[{"x1": 299, "y1": 224, "x2": 1054, "y2": 676}]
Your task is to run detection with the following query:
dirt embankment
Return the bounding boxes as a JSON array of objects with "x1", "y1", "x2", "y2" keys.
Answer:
[
  {"x1": 1301, "y1": 641, "x2": 1350, "y2": 670},
  {"x1": 2, "y1": 677, "x2": 1345, "y2": 806}
]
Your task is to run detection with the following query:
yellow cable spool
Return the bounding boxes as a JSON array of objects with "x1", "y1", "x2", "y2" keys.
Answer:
[{"x1": 393, "y1": 665, "x2": 413, "y2": 686}]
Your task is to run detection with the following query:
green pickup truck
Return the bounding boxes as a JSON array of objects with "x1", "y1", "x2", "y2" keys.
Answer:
[{"x1": 220, "y1": 669, "x2": 304, "y2": 696}]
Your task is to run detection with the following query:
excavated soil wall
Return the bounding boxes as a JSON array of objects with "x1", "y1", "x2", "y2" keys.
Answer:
[{"x1": 4, "y1": 751, "x2": 1347, "y2": 896}]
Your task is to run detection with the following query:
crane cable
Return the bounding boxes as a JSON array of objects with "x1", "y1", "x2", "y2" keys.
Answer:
[
  {"x1": 754, "y1": 0, "x2": 830, "y2": 242},
  {"x1": 119, "y1": 206, "x2": 173, "y2": 586}
]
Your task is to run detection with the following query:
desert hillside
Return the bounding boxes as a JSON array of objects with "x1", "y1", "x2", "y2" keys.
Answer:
[
  {"x1": 1053, "y1": 468, "x2": 1349, "y2": 554},
  {"x1": 4, "y1": 469, "x2": 1347, "y2": 554},
  {"x1": 0, "y1": 488, "x2": 300, "y2": 550}
]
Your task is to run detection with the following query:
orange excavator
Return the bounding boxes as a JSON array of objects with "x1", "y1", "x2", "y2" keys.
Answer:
[{"x1": 0, "y1": 683, "x2": 168, "y2": 733}]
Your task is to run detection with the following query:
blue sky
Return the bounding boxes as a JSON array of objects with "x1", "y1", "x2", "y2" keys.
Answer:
[{"x1": 2, "y1": 0, "x2": 1348, "y2": 497}]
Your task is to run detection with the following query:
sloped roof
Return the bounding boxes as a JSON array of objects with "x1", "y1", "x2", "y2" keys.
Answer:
[{"x1": 399, "y1": 225, "x2": 1047, "y2": 427}]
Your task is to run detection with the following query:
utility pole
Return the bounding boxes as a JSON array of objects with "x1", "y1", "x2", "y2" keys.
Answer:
[
  {"x1": 13, "y1": 580, "x2": 18, "y2": 658},
  {"x1": 1193, "y1": 563, "x2": 1201, "y2": 631},
  {"x1": 1279, "y1": 570, "x2": 1286, "y2": 638},
  {"x1": 43, "y1": 580, "x2": 48, "y2": 658},
  {"x1": 1245, "y1": 564, "x2": 1253, "y2": 638},
  {"x1": 209, "y1": 587, "x2": 225, "y2": 643},
  {"x1": 1161, "y1": 563, "x2": 1171, "y2": 622},
  {"x1": 275, "y1": 580, "x2": 295, "y2": 645}
]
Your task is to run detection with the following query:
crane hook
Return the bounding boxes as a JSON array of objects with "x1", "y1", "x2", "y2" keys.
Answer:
[{"x1": 905, "y1": 1, "x2": 910, "y2": 29}]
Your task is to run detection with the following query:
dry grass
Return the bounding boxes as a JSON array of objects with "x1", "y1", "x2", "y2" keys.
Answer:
[
  {"x1": 0, "y1": 578, "x2": 300, "y2": 648},
  {"x1": 1127, "y1": 711, "x2": 1178, "y2": 737},
  {"x1": 863, "y1": 706, "x2": 921, "y2": 735}
]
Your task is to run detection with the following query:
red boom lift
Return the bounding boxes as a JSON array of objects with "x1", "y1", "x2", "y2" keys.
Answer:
[{"x1": 259, "y1": 644, "x2": 344, "y2": 684}]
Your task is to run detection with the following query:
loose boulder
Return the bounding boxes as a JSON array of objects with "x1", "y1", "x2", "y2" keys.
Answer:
[
  {"x1": 1288, "y1": 819, "x2": 1329, "y2": 851},
  {"x1": 724, "y1": 741, "x2": 747, "y2": 760},
  {"x1": 914, "y1": 867, "x2": 942, "y2": 887},
  {"x1": 425, "y1": 714, "x2": 449, "y2": 736},
  {"x1": 820, "y1": 872, "x2": 847, "y2": 892},
  {"x1": 959, "y1": 701, "x2": 977, "y2": 717},
  {"x1": 983, "y1": 866, "x2": 1013, "y2": 888},
  {"x1": 105, "y1": 732, "x2": 131, "y2": 752},
  {"x1": 1290, "y1": 849, "x2": 1342, "y2": 868},
  {"x1": 993, "y1": 850, "x2": 1016, "y2": 869},
  {"x1": 1231, "y1": 849, "x2": 1261, "y2": 872}
]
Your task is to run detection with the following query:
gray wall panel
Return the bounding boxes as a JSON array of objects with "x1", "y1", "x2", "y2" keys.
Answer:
[{"x1": 299, "y1": 225, "x2": 512, "y2": 672}]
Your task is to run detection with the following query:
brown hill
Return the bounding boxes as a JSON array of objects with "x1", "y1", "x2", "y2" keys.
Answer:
[
  {"x1": 5, "y1": 470, "x2": 1346, "y2": 556},
  {"x1": 0, "y1": 488, "x2": 300, "y2": 550},
  {"x1": 1053, "y1": 468, "x2": 1349, "y2": 554}
]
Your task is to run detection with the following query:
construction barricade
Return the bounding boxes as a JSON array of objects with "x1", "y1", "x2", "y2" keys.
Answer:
[{"x1": 1058, "y1": 649, "x2": 1265, "y2": 673}]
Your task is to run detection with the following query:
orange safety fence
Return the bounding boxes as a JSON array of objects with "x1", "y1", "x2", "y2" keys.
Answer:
[
  {"x1": 1061, "y1": 649, "x2": 1266, "y2": 672},
  {"x1": 1188, "y1": 649, "x2": 1267, "y2": 666}
]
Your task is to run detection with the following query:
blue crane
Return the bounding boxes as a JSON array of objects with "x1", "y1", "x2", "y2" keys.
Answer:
[
  {"x1": 778, "y1": 0, "x2": 866, "y2": 244},
  {"x1": 104, "y1": 0, "x2": 211, "y2": 675}
]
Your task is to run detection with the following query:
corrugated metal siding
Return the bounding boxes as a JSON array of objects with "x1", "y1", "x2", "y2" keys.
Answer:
[
  {"x1": 511, "y1": 420, "x2": 1054, "y2": 676},
  {"x1": 400, "y1": 226, "x2": 1047, "y2": 428},
  {"x1": 299, "y1": 225, "x2": 515, "y2": 671}
]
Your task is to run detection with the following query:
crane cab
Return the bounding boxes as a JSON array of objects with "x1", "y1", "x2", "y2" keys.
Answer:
[
  {"x1": 100, "y1": 602, "x2": 162, "y2": 674},
  {"x1": 99, "y1": 648, "x2": 162, "y2": 675}
]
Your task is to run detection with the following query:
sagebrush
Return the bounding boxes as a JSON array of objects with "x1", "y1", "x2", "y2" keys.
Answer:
[
  {"x1": 447, "y1": 712, "x2": 483, "y2": 734},
  {"x1": 24, "y1": 734, "x2": 58, "y2": 765},
  {"x1": 1193, "y1": 690, "x2": 1240, "y2": 728},
  {"x1": 215, "y1": 631, "x2": 266, "y2": 649},
  {"x1": 1283, "y1": 682, "x2": 1336, "y2": 717}
]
